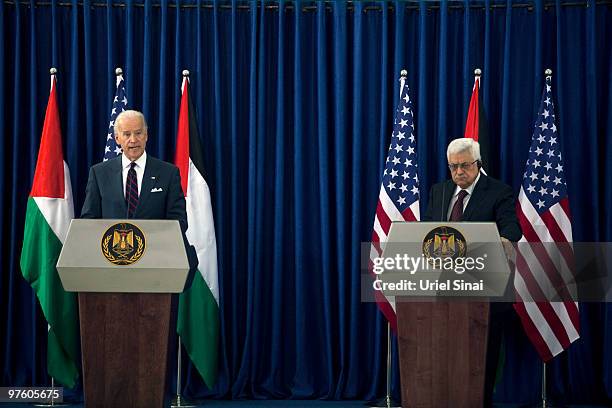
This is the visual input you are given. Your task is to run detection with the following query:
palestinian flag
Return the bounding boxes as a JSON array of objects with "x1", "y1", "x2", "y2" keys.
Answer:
[
  {"x1": 464, "y1": 73, "x2": 490, "y2": 171},
  {"x1": 175, "y1": 75, "x2": 219, "y2": 388},
  {"x1": 20, "y1": 72, "x2": 79, "y2": 387}
]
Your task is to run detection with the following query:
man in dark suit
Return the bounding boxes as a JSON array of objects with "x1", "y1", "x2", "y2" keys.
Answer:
[
  {"x1": 81, "y1": 110, "x2": 197, "y2": 277},
  {"x1": 81, "y1": 110, "x2": 186, "y2": 230},
  {"x1": 423, "y1": 138, "x2": 521, "y2": 406},
  {"x1": 423, "y1": 138, "x2": 521, "y2": 240}
]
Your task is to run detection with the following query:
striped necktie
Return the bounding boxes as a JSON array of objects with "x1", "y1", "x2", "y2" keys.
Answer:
[
  {"x1": 449, "y1": 189, "x2": 468, "y2": 221},
  {"x1": 126, "y1": 161, "x2": 139, "y2": 218}
]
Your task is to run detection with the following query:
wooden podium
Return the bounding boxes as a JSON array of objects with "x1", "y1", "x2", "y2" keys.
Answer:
[
  {"x1": 380, "y1": 221, "x2": 512, "y2": 408},
  {"x1": 57, "y1": 219, "x2": 190, "y2": 408},
  {"x1": 78, "y1": 293, "x2": 173, "y2": 408},
  {"x1": 396, "y1": 301, "x2": 489, "y2": 407}
]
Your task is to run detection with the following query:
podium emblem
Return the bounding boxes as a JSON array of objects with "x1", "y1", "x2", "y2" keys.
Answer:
[
  {"x1": 422, "y1": 226, "x2": 466, "y2": 260},
  {"x1": 101, "y1": 222, "x2": 146, "y2": 265}
]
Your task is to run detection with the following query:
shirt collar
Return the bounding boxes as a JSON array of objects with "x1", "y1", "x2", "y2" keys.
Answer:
[
  {"x1": 121, "y1": 151, "x2": 147, "y2": 170},
  {"x1": 453, "y1": 171, "x2": 481, "y2": 197}
]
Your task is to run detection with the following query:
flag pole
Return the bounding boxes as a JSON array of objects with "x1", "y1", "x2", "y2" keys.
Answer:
[
  {"x1": 542, "y1": 362, "x2": 547, "y2": 408},
  {"x1": 51, "y1": 377, "x2": 56, "y2": 407},
  {"x1": 539, "y1": 68, "x2": 551, "y2": 408},
  {"x1": 380, "y1": 69, "x2": 409, "y2": 408},
  {"x1": 170, "y1": 339, "x2": 195, "y2": 408},
  {"x1": 377, "y1": 69, "x2": 408, "y2": 408},
  {"x1": 367, "y1": 321, "x2": 399, "y2": 408},
  {"x1": 474, "y1": 68, "x2": 481, "y2": 102},
  {"x1": 538, "y1": 69, "x2": 556, "y2": 408},
  {"x1": 385, "y1": 321, "x2": 396, "y2": 408},
  {"x1": 33, "y1": 377, "x2": 69, "y2": 407},
  {"x1": 468, "y1": 68, "x2": 488, "y2": 175},
  {"x1": 171, "y1": 69, "x2": 196, "y2": 408},
  {"x1": 399, "y1": 69, "x2": 407, "y2": 96},
  {"x1": 541, "y1": 73, "x2": 551, "y2": 408},
  {"x1": 32, "y1": 68, "x2": 70, "y2": 408},
  {"x1": 367, "y1": 69, "x2": 408, "y2": 408}
]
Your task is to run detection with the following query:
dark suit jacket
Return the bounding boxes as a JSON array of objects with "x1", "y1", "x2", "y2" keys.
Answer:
[
  {"x1": 81, "y1": 154, "x2": 197, "y2": 285},
  {"x1": 81, "y1": 155, "x2": 187, "y2": 232},
  {"x1": 423, "y1": 175, "x2": 522, "y2": 242}
]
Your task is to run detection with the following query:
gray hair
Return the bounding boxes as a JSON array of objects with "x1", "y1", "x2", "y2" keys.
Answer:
[
  {"x1": 446, "y1": 138, "x2": 481, "y2": 161},
  {"x1": 114, "y1": 110, "x2": 148, "y2": 136}
]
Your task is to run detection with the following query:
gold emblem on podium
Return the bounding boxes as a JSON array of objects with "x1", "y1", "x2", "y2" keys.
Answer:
[
  {"x1": 422, "y1": 226, "x2": 466, "y2": 261},
  {"x1": 101, "y1": 222, "x2": 146, "y2": 265}
]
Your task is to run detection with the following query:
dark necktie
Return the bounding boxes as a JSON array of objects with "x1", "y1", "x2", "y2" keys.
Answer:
[
  {"x1": 449, "y1": 189, "x2": 468, "y2": 221},
  {"x1": 126, "y1": 162, "x2": 139, "y2": 218}
]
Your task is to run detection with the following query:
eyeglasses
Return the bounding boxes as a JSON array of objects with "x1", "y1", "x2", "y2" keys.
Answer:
[{"x1": 448, "y1": 160, "x2": 478, "y2": 171}]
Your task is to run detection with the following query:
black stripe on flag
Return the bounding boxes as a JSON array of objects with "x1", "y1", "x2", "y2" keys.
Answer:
[{"x1": 186, "y1": 87, "x2": 207, "y2": 179}]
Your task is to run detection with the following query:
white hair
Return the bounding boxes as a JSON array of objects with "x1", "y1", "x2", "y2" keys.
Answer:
[
  {"x1": 446, "y1": 138, "x2": 481, "y2": 161},
  {"x1": 114, "y1": 110, "x2": 148, "y2": 136}
]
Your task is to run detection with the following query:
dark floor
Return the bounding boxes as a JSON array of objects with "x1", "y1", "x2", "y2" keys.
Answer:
[
  {"x1": 2, "y1": 402, "x2": 368, "y2": 408},
  {"x1": 0, "y1": 401, "x2": 611, "y2": 408}
]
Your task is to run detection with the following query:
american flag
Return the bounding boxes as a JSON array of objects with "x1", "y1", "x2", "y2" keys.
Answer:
[
  {"x1": 513, "y1": 75, "x2": 580, "y2": 361},
  {"x1": 103, "y1": 71, "x2": 127, "y2": 161},
  {"x1": 370, "y1": 74, "x2": 420, "y2": 330}
]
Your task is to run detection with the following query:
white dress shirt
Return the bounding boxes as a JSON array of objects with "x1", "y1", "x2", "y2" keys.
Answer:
[
  {"x1": 447, "y1": 172, "x2": 481, "y2": 221},
  {"x1": 121, "y1": 151, "x2": 147, "y2": 198}
]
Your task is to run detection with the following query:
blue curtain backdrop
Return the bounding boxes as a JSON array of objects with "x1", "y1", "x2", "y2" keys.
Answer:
[{"x1": 1, "y1": 0, "x2": 611, "y2": 404}]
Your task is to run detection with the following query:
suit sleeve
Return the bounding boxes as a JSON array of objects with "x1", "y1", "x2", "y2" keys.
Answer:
[
  {"x1": 166, "y1": 166, "x2": 188, "y2": 234},
  {"x1": 495, "y1": 184, "x2": 522, "y2": 242},
  {"x1": 80, "y1": 167, "x2": 102, "y2": 219}
]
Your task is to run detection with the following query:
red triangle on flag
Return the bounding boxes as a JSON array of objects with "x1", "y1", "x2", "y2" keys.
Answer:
[
  {"x1": 175, "y1": 77, "x2": 190, "y2": 197},
  {"x1": 464, "y1": 77, "x2": 480, "y2": 141},
  {"x1": 30, "y1": 75, "x2": 65, "y2": 199}
]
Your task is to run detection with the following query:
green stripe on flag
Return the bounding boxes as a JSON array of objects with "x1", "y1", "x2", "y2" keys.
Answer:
[
  {"x1": 20, "y1": 198, "x2": 79, "y2": 388},
  {"x1": 178, "y1": 272, "x2": 219, "y2": 388}
]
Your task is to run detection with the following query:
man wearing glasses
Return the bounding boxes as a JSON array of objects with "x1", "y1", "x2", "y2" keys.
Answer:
[
  {"x1": 423, "y1": 137, "x2": 521, "y2": 406},
  {"x1": 423, "y1": 137, "x2": 521, "y2": 242}
]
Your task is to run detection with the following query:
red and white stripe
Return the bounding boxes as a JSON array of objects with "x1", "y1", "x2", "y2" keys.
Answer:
[
  {"x1": 513, "y1": 189, "x2": 580, "y2": 361},
  {"x1": 370, "y1": 185, "x2": 419, "y2": 330}
]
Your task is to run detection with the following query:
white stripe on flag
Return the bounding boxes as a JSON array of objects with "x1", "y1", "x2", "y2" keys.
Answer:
[
  {"x1": 519, "y1": 195, "x2": 575, "y2": 292},
  {"x1": 514, "y1": 267, "x2": 535, "y2": 302},
  {"x1": 550, "y1": 301, "x2": 580, "y2": 341},
  {"x1": 33, "y1": 162, "x2": 74, "y2": 244},
  {"x1": 520, "y1": 194, "x2": 564, "y2": 254},
  {"x1": 372, "y1": 216, "x2": 387, "y2": 243},
  {"x1": 518, "y1": 191, "x2": 555, "y2": 242},
  {"x1": 370, "y1": 245, "x2": 381, "y2": 262},
  {"x1": 517, "y1": 241, "x2": 558, "y2": 300},
  {"x1": 379, "y1": 185, "x2": 403, "y2": 222},
  {"x1": 522, "y1": 299, "x2": 565, "y2": 356},
  {"x1": 409, "y1": 200, "x2": 420, "y2": 220},
  {"x1": 186, "y1": 159, "x2": 219, "y2": 303},
  {"x1": 549, "y1": 203, "x2": 573, "y2": 241}
]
